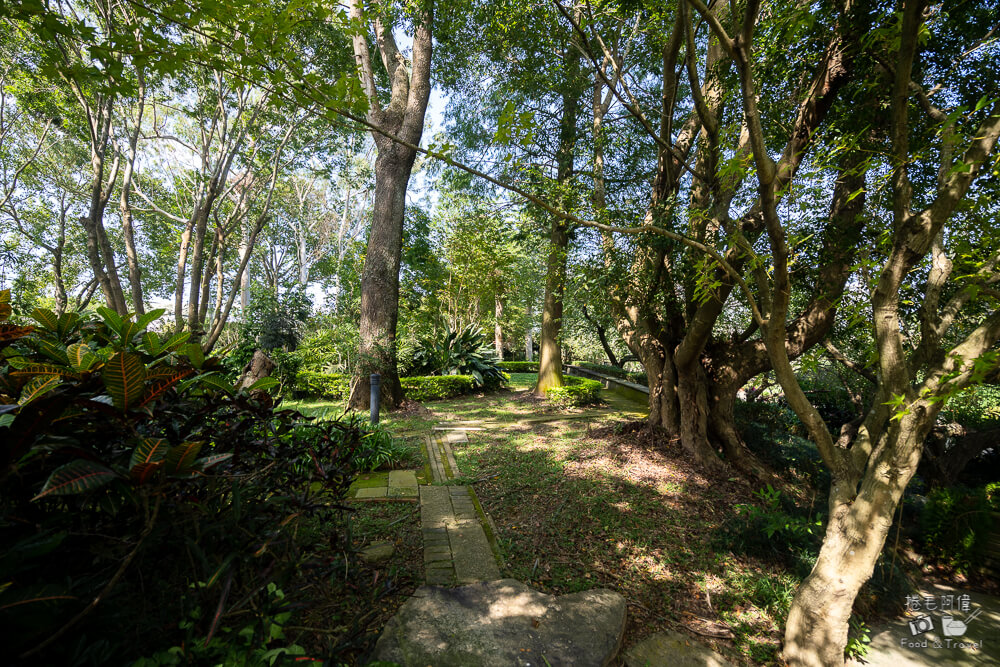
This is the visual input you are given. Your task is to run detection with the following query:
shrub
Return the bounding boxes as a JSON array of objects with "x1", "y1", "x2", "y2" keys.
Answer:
[
  {"x1": 411, "y1": 325, "x2": 507, "y2": 389},
  {"x1": 296, "y1": 370, "x2": 348, "y2": 399},
  {"x1": 295, "y1": 327, "x2": 354, "y2": 373},
  {"x1": 0, "y1": 293, "x2": 365, "y2": 663},
  {"x1": 941, "y1": 384, "x2": 1000, "y2": 430},
  {"x1": 498, "y1": 361, "x2": 539, "y2": 372},
  {"x1": 333, "y1": 412, "x2": 409, "y2": 472},
  {"x1": 544, "y1": 376, "x2": 602, "y2": 407},
  {"x1": 919, "y1": 485, "x2": 995, "y2": 573},
  {"x1": 401, "y1": 375, "x2": 476, "y2": 401}
]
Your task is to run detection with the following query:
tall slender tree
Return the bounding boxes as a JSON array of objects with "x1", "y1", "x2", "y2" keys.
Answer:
[{"x1": 347, "y1": 0, "x2": 434, "y2": 411}]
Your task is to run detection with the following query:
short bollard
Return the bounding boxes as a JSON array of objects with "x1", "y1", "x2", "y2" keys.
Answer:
[{"x1": 370, "y1": 373, "x2": 381, "y2": 425}]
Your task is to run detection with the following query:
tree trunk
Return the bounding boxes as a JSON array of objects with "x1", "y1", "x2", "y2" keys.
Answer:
[
  {"x1": 494, "y1": 294, "x2": 504, "y2": 358},
  {"x1": 238, "y1": 349, "x2": 275, "y2": 392},
  {"x1": 535, "y1": 216, "x2": 568, "y2": 394},
  {"x1": 583, "y1": 305, "x2": 620, "y2": 367},
  {"x1": 525, "y1": 301, "x2": 533, "y2": 361},
  {"x1": 347, "y1": 148, "x2": 414, "y2": 411},
  {"x1": 534, "y1": 54, "x2": 580, "y2": 395},
  {"x1": 174, "y1": 217, "x2": 194, "y2": 331},
  {"x1": 784, "y1": 416, "x2": 929, "y2": 665}
]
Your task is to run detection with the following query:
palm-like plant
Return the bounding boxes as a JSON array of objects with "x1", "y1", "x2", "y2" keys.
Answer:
[{"x1": 410, "y1": 325, "x2": 506, "y2": 389}]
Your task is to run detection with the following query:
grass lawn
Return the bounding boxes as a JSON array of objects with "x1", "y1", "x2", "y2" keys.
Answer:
[{"x1": 289, "y1": 375, "x2": 800, "y2": 664}]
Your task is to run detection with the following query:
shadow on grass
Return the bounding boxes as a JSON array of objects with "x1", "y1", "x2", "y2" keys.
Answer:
[{"x1": 447, "y1": 414, "x2": 794, "y2": 664}]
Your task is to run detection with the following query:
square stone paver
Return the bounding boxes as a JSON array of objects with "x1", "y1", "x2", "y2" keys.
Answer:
[
  {"x1": 354, "y1": 487, "x2": 387, "y2": 499},
  {"x1": 388, "y1": 470, "x2": 419, "y2": 488},
  {"x1": 388, "y1": 487, "x2": 418, "y2": 498}
]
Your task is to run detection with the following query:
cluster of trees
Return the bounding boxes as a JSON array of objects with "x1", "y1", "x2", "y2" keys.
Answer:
[{"x1": 3, "y1": 0, "x2": 999, "y2": 664}]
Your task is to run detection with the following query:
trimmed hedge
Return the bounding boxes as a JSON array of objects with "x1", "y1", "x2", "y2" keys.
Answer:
[
  {"x1": 401, "y1": 375, "x2": 475, "y2": 401},
  {"x1": 545, "y1": 375, "x2": 602, "y2": 407},
  {"x1": 499, "y1": 361, "x2": 539, "y2": 372},
  {"x1": 296, "y1": 370, "x2": 348, "y2": 399},
  {"x1": 295, "y1": 372, "x2": 486, "y2": 402}
]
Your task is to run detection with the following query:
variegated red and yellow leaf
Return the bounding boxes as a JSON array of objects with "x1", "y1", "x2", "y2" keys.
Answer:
[
  {"x1": 129, "y1": 437, "x2": 170, "y2": 469},
  {"x1": 130, "y1": 460, "x2": 165, "y2": 484},
  {"x1": 102, "y1": 352, "x2": 146, "y2": 411},
  {"x1": 137, "y1": 369, "x2": 194, "y2": 407},
  {"x1": 0, "y1": 323, "x2": 34, "y2": 345},
  {"x1": 67, "y1": 343, "x2": 99, "y2": 372},
  {"x1": 32, "y1": 460, "x2": 118, "y2": 500},
  {"x1": 19, "y1": 376, "x2": 61, "y2": 406},
  {"x1": 30, "y1": 308, "x2": 59, "y2": 332},
  {"x1": 193, "y1": 453, "x2": 233, "y2": 471},
  {"x1": 10, "y1": 364, "x2": 81, "y2": 380},
  {"x1": 165, "y1": 441, "x2": 204, "y2": 474}
]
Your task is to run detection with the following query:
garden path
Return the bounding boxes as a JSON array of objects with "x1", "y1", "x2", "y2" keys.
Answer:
[{"x1": 849, "y1": 582, "x2": 1000, "y2": 666}]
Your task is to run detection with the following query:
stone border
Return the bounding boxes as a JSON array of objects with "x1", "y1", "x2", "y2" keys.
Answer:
[{"x1": 425, "y1": 431, "x2": 463, "y2": 483}]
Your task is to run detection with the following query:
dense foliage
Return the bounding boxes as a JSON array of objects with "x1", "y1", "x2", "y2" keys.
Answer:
[
  {"x1": 544, "y1": 376, "x2": 602, "y2": 407},
  {"x1": 0, "y1": 293, "x2": 372, "y2": 663},
  {"x1": 410, "y1": 325, "x2": 507, "y2": 390}
]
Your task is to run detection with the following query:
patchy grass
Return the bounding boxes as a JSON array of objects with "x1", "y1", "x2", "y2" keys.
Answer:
[
  {"x1": 427, "y1": 394, "x2": 796, "y2": 664},
  {"x1": 291, "y1": 380, "x2": 801, "y2": 664},
  {"x1": 295, "y1": 501, "x2": 422, "y2": 661}
]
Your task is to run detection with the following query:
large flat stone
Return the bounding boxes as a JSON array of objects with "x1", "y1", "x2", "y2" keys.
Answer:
[
  {"x1": 389, "y1": 470, "x2": 419, "y2": 488},
  {"x1": 624, "y1": 630, "x2": 734, "y2": 666},
  {"x1": 371, "y1": 579, "x2": 626, "y2": 666}
]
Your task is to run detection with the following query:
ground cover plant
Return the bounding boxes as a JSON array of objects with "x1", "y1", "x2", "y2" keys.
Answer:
[{"x1": 0, "y1": 300, "x2": 416, "y2": 664}]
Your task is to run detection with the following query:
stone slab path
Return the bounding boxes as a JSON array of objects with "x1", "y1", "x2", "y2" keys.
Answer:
[
  {"x1": 372, "y1": 579, "x2": 627, "y2": 667},
  {"x1": 426, "y1": 431, "x2": 464, "y2": 483},
  {"x1": 349, "y1": 469, "x2": 419, "y2": 501},
  {"x1": 370, "y1": 402, "x2": 636, "y2": 665},
  {"x1": 420, "y1": 485, "x2": 501, "y2": 585}
]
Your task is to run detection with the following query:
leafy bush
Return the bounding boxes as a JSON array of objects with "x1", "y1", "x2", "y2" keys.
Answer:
[
  {"x1": 296, "y1": 370, "x2": 348, "y2": 399},
  {"x1": 224, "y1": 287, "x2": 311, "y2": 391},
  {"x1": 498, "y1": 361, "x2": 539, "y2": 372},
  {"x1": 411, "y1": 325, "x2": 507, "y2": 389},
  {"x1": 734, "y1": 400, "x2": 827, "y2": 487},
  {"x1": 919, "y1": 485, "x2": 996, "y2": 573},
  {"x1": 401, "y1": 375, "x2": 476, "y2": 401},
  {"x1": 941, "y1": 384, "x2": 1000, "y2": 430},
  {"x1": 330, "y1": 412, "x2": 409, "y2": 472},
  {"x1": 0, "y1": 292, "x2": 366, "y2": 663},
  {"x1": 544, "y1": 376, "x2": 602, "y2": 407},
  {"x1": 295, "y1": 328, "x2": 353, "y2": 373},
  {"x1": 720, "y1": 484, "x2": 823, "y2": 577}
]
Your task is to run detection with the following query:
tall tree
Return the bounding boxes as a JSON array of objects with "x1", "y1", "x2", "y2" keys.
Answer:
[{"x1": 346, "y1": 0, "x2": 434, "y2": 411}]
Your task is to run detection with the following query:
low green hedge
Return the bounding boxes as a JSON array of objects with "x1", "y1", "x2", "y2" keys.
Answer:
[
  {"x1": 401, "y1": 375, "x2": 475, "y2": 401},
  {"x1": 296, "y1": 372, "x2": 481, "y2": 402},
  {"x1": 296, "y1": 370, "x2": 348, "y2": 399},
  {"x1": 545, "y1": 375, "x2": 602, "y2": 407},
  {"x1": 498, "y1": 361, "x2": 539, "y2": 372}
]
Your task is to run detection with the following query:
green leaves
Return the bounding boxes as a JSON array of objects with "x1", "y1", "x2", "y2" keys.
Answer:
[
  {"x1": 19, "y1": 376, "x2": 61, "y2": 406},
  {"x1": 102, "y1": 352, "x2": 146, "y2": 411},
  {"x1": 33, "y1": 460, "x2": 118, "y2": 500},
  {"x1": 67, "y1": 343, "x2": 99, "y2": 372},
  {"x1": 164, "y1": 441, "x2": 204, "y2": 475}
]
